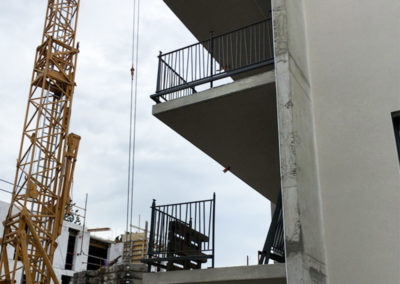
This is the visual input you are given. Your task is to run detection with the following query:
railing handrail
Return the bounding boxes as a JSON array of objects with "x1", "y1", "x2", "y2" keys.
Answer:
[
  {"x1": 154, "y1": 198, "x2": 214, "y2": 208},
  {"x1": 150, "y1": 59, "x2": 273, "y2": 99},
  {"x1": 152, "y1": 18, "x2": 274, "y2": 103}
]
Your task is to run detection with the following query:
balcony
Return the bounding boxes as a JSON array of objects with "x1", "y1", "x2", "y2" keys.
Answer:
[
  {"x1": 151, "y1": 20, "x2": 279, "y2": 202},
  {"x1": 151, "y1": 19, "x2": 274, "y2": 103}
]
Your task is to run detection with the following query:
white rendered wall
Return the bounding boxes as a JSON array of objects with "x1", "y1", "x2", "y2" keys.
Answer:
[
  {"x1": 53, "y1": 222, "x2": 90, "y2": 280},
  {"x1": 304, "y1": 1, "x2": 400, "y2": 283},
  {"x1": 274, "y1": 1, "x2": 400, "y2": 283},
  {"x1": 108, "y1": 242, "x2": 123, "y2": 263}
]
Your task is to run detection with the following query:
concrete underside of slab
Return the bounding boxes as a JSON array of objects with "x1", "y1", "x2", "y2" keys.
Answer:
[
  {"x1": 162, "y1": 0, "x2": 274, "y2": 83},
  {"x1": 142, "y1": 263, "x2": 286, "y2": 284},
  {"x1": 164, "y1": 0, "x2": 271, "y2": 42},
  {"x1": 153, "y1": 71, "x2": 280, "y2": 202}
]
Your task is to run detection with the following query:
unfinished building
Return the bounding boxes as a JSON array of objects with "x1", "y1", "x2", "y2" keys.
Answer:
[
  {"x1": 0, "y1": 200, "x2": 123, "y2": 283},
  {"x1": 142, "y1": 0, "x2": 400, "y2": 283}
]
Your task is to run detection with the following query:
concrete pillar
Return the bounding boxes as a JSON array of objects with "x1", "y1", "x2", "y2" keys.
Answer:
[{"x1": 272, "y1": 0, "x2": 327, "y2": 283}]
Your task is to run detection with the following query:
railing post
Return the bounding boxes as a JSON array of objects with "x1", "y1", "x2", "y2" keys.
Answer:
[
  {"x1": 156, "y1": 51, "x2": 163, "y2": 93},
  {"x1": 154, "y1": 51, "x2": 163, "y2": 103},
  {"x1": 209, "y1": 31, "x2": 214, "y2": 88},
  {"x1": 268, "y1": 19, "x2": 274, "y2": 60},
  {"x1": 147, "y1": 199, "x2": 156, "y2": 272},
  {"x1": 258, "y1": 192, "x2": 283, "y2": 264},
  {"x1": 212, "y1": 192, "x2": 216, "y2": 268}
]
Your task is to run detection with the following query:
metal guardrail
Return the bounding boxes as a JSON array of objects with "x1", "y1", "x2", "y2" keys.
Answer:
[
  {"x1": 151, "y1": 18, "x2": 274, "y2": 103},
  {"x1": 142, "y1": 194, "x2": 215, "y2": 271},
  {"x1": 259, "y1": 192, "x2": 285, "y2": 264}
]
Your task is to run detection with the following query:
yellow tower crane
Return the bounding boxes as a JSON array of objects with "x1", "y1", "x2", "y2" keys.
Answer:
[{"x1": 0, "y1": 0, "x2": 81, "y2": 283}]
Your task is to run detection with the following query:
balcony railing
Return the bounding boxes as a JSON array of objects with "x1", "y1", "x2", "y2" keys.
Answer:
[
  {"x1": 142, "y1": 194, "x2": 215, "y2": 271},
  {"x1": 151, "y1": 18, "x2": 274, "y2": 103}
]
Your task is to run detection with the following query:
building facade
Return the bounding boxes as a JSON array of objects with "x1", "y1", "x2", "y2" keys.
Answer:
[{"x1": 144, "y1": 0, "x2": 400, "y2": 283}]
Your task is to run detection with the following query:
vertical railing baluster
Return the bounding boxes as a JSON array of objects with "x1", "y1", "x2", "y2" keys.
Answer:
[
  {"x1": 249, "y1": 25, "x2": 252, "y2": 64},
  {"x1": 203, "y1": 201, "x2": 205, "y2": 242},
  {"x1": 209, "y1": 31, "x2": 214, "y2": 88},
  {"x1": 189, "y1": 203, "x2": 192, "y2": 226},
  {"x1": 147, "y1": 199, "x2": 156, "y2": 272},
  {"x1": 258, "y1": 22, "x2": 261, "y2": 62},
  {"x1": 182, "y1": 49, "x2": 185, "y2": 83},
  {"x1": 220, "y1": 35, "x2": 224, "y2": 72},
  {"x1": 208, "y1": 200, "x2": 212, "y2": 252},
  {"x1": 186, "y1": 47, "x2": 190, "y2": 84},
  {"x1": 212, "y1": 193, "x2": 216, "y2": 268},
  {"x1": 185, "y1": 202, "x2": 188, "y2": 224},
  {"x1": 174, "y1": 51, "x2": 178, "y2": 87},
  {"x1": 194, "y1": 44, "x2": 198, "y2": 81},
  {"x1": 267, "y1": 20, "x2": 272, "y2": 59},
  {"x1": 159, "y1": 208, "x2": 164, "y2": 256},
  {"x1": 156, "y1": 52, "x2": 162, "y2": 94},
  {"x1": 194, "y1": 202, "x2": 197, "y2": 231},
  {"x1": 243, "y1": 28, "x2": 247, "y2": 65},
  {"x1": 201, "y1": 44, "x2": 204, "y2": 78}
]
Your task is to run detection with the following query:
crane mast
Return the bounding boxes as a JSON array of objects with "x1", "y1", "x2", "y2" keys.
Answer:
[{"x1": 0, "y1": 1, "x2": 81, "y2": 283}]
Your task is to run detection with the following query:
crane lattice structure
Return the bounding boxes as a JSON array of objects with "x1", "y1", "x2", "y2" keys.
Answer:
[{"x1": 0, "y1": 1, "x2": 81, "y2": 283}]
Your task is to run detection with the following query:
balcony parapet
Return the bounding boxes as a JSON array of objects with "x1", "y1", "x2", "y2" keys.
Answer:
[{"x1": 151, "y1": 19, "x2": 274, "y2": 103}]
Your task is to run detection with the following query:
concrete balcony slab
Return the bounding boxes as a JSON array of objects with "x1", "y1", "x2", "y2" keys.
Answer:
[
  {"x1": 153, "y1": 71, "x2": 280, "y2": 202},
  {"x1": 142, "y1": 263, "x2": 286, "y2": 284},
  {"x1": 164, "y1": 0, "x2": 271, "y2": 42}
]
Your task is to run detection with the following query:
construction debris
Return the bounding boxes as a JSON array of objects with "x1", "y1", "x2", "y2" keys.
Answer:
[
  {"x1": 72, "y1": 263, "x2": 146, "y2": 284},
  {"x1": 123, "y1": 221, "x2": 148, "y2": 264}
]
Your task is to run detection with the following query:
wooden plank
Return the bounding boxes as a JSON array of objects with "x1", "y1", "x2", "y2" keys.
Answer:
[{"x1": 169, "y1": 221, "x2": 209, "y2": 242}]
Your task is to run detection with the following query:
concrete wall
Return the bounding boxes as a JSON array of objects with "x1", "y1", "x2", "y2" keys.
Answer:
[
  {"x1": 53, "y1": 222, "x2": 90, "y2": 280},
  {"x1": 109, "y1": 242, "x2": 123, "y2": 262},
  {"x1": 274, "y1": 0, "x2": 400, "y2": 283}
]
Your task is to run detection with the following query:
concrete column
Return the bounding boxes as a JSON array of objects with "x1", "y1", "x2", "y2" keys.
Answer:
[{"x1": 272, "y1": 0, "x2": 327, "y2": 283}]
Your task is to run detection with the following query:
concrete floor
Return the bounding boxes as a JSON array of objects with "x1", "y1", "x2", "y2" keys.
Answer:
[{"x1": 142, "y1": 263, "x2": 286, "y2": 284}]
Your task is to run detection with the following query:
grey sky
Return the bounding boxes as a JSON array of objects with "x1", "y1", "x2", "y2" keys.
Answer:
[{"x1": 0, "y1": 0, "x2": 270, "y2": 267}]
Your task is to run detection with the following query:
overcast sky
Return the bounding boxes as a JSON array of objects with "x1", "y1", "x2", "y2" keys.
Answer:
[{"x1": 0, "y1": 0, "x2": 270, "y2": 267}]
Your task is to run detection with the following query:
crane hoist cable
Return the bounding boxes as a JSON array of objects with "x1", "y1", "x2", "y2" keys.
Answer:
[{"x1": 126, "y1": 0, "x2": 141, "y2": 235}]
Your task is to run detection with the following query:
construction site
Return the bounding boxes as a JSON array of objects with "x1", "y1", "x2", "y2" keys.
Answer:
[{"x1": 0, "y1": 0, "x2": 400, "y2": 284}]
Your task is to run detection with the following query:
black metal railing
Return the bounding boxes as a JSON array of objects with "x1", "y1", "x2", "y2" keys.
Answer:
[
  {"x1": 151, "y1": 18, "x2": 274, "y2": 103},
  {"x1": 259, "y1": 192, "x2": 285, "y2": 264},
  {"x1": 142, "y1": 194, "x2": 216, "y2": 271}
]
